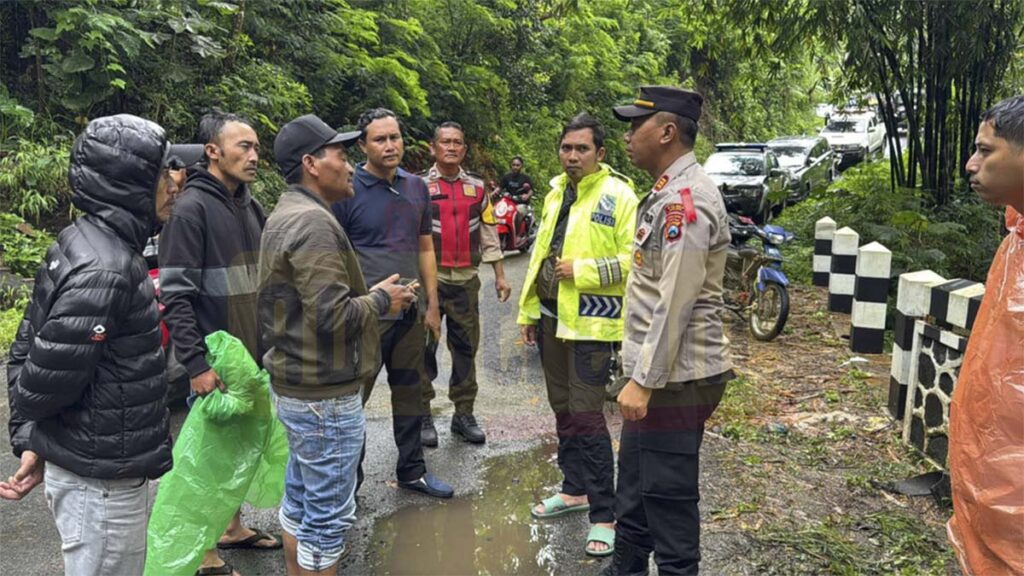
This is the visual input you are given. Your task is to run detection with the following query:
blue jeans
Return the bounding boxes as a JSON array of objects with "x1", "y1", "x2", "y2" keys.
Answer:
[{"x1": 273, "y1": 391, "x2": 365, "y2": 572}]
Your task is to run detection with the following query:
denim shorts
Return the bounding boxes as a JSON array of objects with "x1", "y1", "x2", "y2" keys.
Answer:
[{"x1": 273, "y1": 391, "x2": 365, "y2": 572}]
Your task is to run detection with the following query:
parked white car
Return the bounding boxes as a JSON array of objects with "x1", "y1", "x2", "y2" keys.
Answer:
[{"x1": 820, "y1": 113, "x2": 886, "y2": 169}]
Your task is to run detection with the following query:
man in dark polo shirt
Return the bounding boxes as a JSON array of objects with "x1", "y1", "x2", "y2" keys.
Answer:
[{"x1": 332, "y1": 108, "x2": 454, "y2": 499}]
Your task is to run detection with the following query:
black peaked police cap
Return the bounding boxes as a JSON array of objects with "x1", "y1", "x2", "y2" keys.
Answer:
[{"x1": 613, "y1": 86, "x2": 704, "y2": 122}]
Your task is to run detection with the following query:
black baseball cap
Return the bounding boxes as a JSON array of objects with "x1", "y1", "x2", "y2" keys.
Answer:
[
  {"x1": 274, "y1": 114, "x2": 360, "y2": 179},
  {"x1": 163, "y1": 144, "x2": 204, "y2": 170},
  {"x1": 613, "y1": 86, "x2": 704, "y2": 122}
]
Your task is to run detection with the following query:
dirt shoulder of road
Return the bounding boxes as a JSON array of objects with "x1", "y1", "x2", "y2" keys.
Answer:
[{"x1": 696, "y1": 283, "x2": 956, "y2": 575}]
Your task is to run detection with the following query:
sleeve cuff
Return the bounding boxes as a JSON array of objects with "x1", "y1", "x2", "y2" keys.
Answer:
[
  {"x1": 630, "y1": 366, "x2": 666, "y2": 389},
  {"x1": 184, "y1": 354, "x2": 211, "y2": 379},
  {"x1": 10, "y1": 421, "x2": 34, "y2": 458},
  {"x1": 370, "y1": 288, "x2": 392, "y2": 316}
]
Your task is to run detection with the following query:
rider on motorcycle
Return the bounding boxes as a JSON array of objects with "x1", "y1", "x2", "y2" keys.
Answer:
[{"x1": 500, "y1": 156, "x2": 535, "y2": 230}]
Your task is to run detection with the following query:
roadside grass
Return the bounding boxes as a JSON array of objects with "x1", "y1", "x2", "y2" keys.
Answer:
[
  {"x1": 705, "y1": 283, "x2": 954, "y2": 574},
  {"x1": 755, "y1": 510, "x2": 951, "y2": 575}
]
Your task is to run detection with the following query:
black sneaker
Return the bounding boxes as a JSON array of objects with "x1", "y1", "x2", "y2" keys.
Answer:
[
  {"x1": 451, "y1": 413, "x2": 486, "y2": 444},
  {"x1": 398, "y1": 473, "x2": 454, "y2": 499},
  {"x1": 421, "y1": 415, "x2": 438, "y2": 447}
]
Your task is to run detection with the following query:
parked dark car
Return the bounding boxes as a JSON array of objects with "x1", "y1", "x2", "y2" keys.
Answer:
[
  {"x1": 768, "y1": 136, "x2": 836, "y2": 202},
  {"x1": 705, "y1": 143, "x2": 789, "y2": 223}
]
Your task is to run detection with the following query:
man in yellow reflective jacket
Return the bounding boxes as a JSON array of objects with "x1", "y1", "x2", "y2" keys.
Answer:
[{"x1": 517, "y1": 112, "x2": 637, "y2": 558}]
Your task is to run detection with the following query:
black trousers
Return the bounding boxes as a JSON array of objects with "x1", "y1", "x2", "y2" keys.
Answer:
[
  {"x1": 537, "y1": 315, "x2": 616, "y2": 524},
  {"x1": 423, "y1": 276, "x2": 481, "y2": 414},
  {"x1": 359, "y1": 312, "x2": 428, "y2": 483},
  {"x1": 614, "y1": 374, "x2": 730, "y2": 575}
]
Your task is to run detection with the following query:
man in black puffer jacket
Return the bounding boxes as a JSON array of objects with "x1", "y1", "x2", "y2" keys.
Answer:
[{"x1": 2, "y1": 114, "x2": 174, "y2": 575}]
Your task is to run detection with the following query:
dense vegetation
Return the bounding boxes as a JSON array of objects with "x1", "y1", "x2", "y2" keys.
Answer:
[{"x1": 1, "y1": 0, "x2": 1021, "y2": 284}]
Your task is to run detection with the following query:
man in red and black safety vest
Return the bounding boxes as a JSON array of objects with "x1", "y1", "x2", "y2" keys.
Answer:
[{"x1": 420, "y1": 121, "x2": 512, "y2": 446}]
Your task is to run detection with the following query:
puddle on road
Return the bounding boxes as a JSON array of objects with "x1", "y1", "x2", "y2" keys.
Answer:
[{"x1": 369, "y1": 442, "x2": 562, "y2": 575}]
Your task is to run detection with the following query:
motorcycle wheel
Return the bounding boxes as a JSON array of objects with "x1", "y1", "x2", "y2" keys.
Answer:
[{"x1": 749, "y1": 281, "x2": 790, "y2": 341}]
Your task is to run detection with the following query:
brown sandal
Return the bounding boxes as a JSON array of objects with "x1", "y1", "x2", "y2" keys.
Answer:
[
  {"x1": 195, "y1": 560, "x2": 236, "y2": 575},
  {"x1": 216, "y1": 528, "x2": 282, "y2": 550}
]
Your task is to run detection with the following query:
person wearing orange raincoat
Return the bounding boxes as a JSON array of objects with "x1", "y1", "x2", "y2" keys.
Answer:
[{"x1": 948, "y1": 95, "x2": 1024, "y2": 575}]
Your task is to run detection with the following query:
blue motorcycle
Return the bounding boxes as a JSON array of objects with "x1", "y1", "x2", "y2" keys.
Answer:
[{"x1": 723, "y1": 213, "x2": 794, "y2": 341}]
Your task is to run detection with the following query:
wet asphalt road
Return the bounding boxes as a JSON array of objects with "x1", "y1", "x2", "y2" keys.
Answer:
[{"x1": 0, "y1": 251, "x2": 640, "y2": 575}]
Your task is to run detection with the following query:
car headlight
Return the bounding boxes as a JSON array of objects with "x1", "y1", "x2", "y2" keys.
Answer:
[
  {"x1": 741, "y1": 186, "x2": 762, "y2": 198},
  {"x1": 494, "y1": 203, "x2": 508, "y2": 217}
]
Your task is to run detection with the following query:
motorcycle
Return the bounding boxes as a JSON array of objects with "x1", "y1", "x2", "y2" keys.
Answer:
[
  {"x1": 492, "y1": 188, "x2": 537, "y2": 254},
  {"x1": 722, "y1": 213, "x2": 794, "y2": 341}
]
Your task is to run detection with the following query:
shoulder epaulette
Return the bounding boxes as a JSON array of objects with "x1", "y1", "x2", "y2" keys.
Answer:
[
  {"x1": 608, "y1": 168, "x2": 632, "y2": 184},
  {"x1": 462, "y1": 171, "x2": 485, "y2": 187}
]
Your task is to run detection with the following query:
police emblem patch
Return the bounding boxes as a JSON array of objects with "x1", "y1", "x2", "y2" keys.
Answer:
[
  {"x1": 633, "y1": 250, "x2": 644, "y2": 268},
  {"x1": 591, "y1": 193, "x2": 616, "y2": 226},
  {"x1": 635, "y1": 222, "x2": 652, "y2": 246},
  {"x1": 462, "y1": 183, "x2": 478, "y2": 197},
  {"x1": 598, "y1": 194, "x2": 617, "y2": 213},
  {"x1": 664, "y1": 203, "x2": 685, "y2": 242}
]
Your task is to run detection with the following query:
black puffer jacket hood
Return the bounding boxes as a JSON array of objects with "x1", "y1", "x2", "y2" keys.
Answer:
[
  {"x1": 69, "y1": 114, "x2": 165, "y2": 251},
  {"x1": 6, "y1": 114, "x2": 173, "y2": 480}
]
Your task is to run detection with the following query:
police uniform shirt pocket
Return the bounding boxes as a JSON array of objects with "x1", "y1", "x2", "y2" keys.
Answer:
[{"x1": 632, "y1": 208, "x2": 661, "y2": 277}]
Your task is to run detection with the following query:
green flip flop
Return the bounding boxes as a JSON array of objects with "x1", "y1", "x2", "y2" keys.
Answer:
[
  {"x1": 585, "y1": 525, "x2": 616, "y2": 558},
  {"x1": 530, "y1": 494, "x2": 589, "y2": 519}
]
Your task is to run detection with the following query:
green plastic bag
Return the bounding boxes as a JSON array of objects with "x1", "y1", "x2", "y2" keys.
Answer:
[{"x1": 145, "y1": 331, "x2": 288, "y2": 576}]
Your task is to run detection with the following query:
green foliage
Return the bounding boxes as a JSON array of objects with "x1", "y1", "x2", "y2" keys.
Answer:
[
  {"x1": 205, "y1": 61, "x2": 312, "y2": 134},
  {"x1": 0, "y1": 86, "x2": 35, "y2": 150},
  {"x1": 250, "y1": 168, "x2": 286, "y2": 214},
  {"x1": 1, "y1": 0, "x2": 1019, "y2": 249},
  {"x1": 0, "y1": 139, "x2": 72, "y2": 223},
  {"x1": 776, "y1": 161, "x2": 1004, "y2": 283},
  {"x1": 0, "y1": 212, "x2": 55, "y2": 278},
  {"x1": 0, "y1": 297, "x2": 28, "y2": 357}
]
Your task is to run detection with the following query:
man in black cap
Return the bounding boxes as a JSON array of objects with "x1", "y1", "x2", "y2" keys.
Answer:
[
  {"x1": 602, "y1": 86, "x2": 735, "y2": 575},
  {"x1": 259, "y1": 114, "x2": 415, "y2": 575}
]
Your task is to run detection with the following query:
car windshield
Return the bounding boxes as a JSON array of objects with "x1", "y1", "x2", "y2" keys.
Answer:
[
  {"x1": 769, "y1": 145, "x2": 809, "y2": 168},
  {"x1": 706, "y1": 153, "x2": 764, "y2": 176},
  {"x1": 824, "y1": 119, "x2": 867, "y2": 133}
]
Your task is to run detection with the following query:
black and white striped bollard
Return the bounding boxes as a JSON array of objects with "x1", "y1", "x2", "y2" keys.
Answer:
[
  {"x1": 813, "y1": 217, "x2": 836, "y2": 287},
  {"x1": 828, "y1": 226, "x2": 859, "y2": 313},
  {"x1": 889, "y1": 270, "x2": 946, "y2": 420},
  {"x1": 849, "y1": 241, "x2": 891, "y2": 353}
]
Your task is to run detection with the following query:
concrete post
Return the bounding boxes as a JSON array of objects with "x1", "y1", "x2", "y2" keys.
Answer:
[
  {"x1": 827, "y1": 226, "x2": 859, "y2": 313},
  {"x1": 850, "y1": 242, "x2": 892, "y2": 354},
  {"x1": 888, "y1": 270, "x2": 945, "y2": 420},
  {"x1": 813, "y1": 216, "x2": 837, "y2": 287}
]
